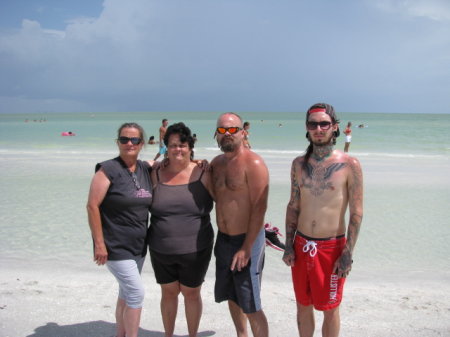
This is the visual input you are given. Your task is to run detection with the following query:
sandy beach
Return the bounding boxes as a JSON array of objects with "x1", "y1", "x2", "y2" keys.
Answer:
[
  {"x1": 1, "y1": 111, "x2": 449, "y2": 336},
  {"x1": 1, "y1": 254, "x2": 449, "y2": 337}
]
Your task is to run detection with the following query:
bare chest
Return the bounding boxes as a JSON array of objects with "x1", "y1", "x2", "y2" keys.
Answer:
[
  {"x1": 213, "y1": 166, "x2": 247, "y2": 192},
  {"x1": 300, "y1": 161, "x2": 348, "y2": 197}
]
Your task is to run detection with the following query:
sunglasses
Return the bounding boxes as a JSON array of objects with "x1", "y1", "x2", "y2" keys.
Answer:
[
  {"x1": 216, "y1": 127, "x2": 241, "y2": 134},
  {"x1": 306, "y1": 121, "x2": 332, "y2": 131},
  {"x1": 118, "y1": 136, "x2": 142, "y2": 145}
]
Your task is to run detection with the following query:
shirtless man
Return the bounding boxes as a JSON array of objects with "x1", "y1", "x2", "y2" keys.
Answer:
[
  {"x1": 243, "y1": 121, "x2": 251, "y2": 149},
  {"x1": 282, "y1": 103, "x2": 363, "y2": 337},
  {"x1": 154, "y1": 119, "x2": 168, "y2": 160},
  {"x1": 211, "y1": 112, "x2": 269, "y2": 337}
]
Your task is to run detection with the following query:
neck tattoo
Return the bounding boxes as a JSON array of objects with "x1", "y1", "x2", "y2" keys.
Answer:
[{"x1": 312, "y1": 145, "x2": 333, "y2": 162}]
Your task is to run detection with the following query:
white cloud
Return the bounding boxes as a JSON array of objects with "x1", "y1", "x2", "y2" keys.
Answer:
[
  {"x1": 1, "y1": 0, "x2": 449, "y2": 113},
  {"x1": 372, "y1": 0, "x2": 450, "y2": 21}
]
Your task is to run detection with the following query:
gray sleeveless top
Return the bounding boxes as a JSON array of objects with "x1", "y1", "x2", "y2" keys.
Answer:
[
  {"x1": 148, "y1": 171, "x2": 214, "y2": 254},
  {"x1": 96, "y1": 157, "x2": 152, "y2": 261}
]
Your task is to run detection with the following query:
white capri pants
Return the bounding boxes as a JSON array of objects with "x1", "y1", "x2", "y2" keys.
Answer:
[{"x1": 107, "y1": 257, "x2": 145, "y2": 309}]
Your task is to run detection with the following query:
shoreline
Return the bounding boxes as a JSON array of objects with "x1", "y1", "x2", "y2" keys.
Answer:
[{"x1": 1, "y1": 258, "x2": 449, "y2": 337}]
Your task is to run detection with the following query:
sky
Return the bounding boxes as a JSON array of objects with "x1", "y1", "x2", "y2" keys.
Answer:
[{"x1": 0, "y1": 0, "x2": 449, "y2": 114}]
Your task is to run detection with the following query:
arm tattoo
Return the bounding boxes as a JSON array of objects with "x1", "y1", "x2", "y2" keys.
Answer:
[
  {"x1": 285, "y1": 160, "x2": 301, "y2": 251},
  {"x1": 346, "y1": 159, "x2": 363, "y2": 253},
  {"x1": 288, "y1": 162, "x2": 300, "y2": 206}
]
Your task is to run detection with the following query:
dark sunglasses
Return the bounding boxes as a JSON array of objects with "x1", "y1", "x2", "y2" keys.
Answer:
[
  {"x1": 216, "y1": 127, "x2": 241, "y2": 134},
  {"x1": 306, "y1": 121, "x2": 332, "y2": 131},
  {"x1": 118, "y1": 136, "x2": 142, "y2": 145}
]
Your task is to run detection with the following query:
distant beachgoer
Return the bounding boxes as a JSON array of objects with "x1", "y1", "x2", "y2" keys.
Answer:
[
  {"x1": 358, "y1": 124, "x2": 364, "y2": 128},
  {"x1": 211, "y1": 112, "x2": 269, "y2": 337},
  {"x1": 243, "y1": 121, "x2": 251, "y2": 149},
  {"x1": 283, "y1": 103, "x2": 363, "y2": 337},
  {"x1": 87, "y1": 122, "x2": 154, "y2": 337},
  {"x1": 148, "y1": 122, "x2": 214, "y2": 337},
  {"x1": 343, "y1": 121, "x2": 352, "y2": 152},
  {"x1": 193, "y1": 133, "x2": 198, "y2": 143},
  {"x1": 148, "y1": 135, "x2": 156, "y2": 145},
  {"x1": 154, "y1": 119, "x2": 169, "y2": 160}
]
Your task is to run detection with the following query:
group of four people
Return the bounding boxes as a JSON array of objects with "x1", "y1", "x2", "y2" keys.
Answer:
[{"x1": 87, "y1": 103, "x2": 363, "y2": 337}]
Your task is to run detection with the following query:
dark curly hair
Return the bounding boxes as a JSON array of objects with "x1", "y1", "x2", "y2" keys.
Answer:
[{"x1": 164, "y1": 122, "x2": 195, "y2": 160}]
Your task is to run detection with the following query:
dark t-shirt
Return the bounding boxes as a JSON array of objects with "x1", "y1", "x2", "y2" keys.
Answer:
[
  {"x1": 148, "y1": 174, "x2": 214, "y2": 255},
  {"x1": 96, "y1": 157, "x2": 152, "y2": 260}
]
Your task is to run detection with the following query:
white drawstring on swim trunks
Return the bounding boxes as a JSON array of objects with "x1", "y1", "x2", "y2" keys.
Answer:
[{"x1": 302, "y1": 240, "x2": 318, "y2": 257}]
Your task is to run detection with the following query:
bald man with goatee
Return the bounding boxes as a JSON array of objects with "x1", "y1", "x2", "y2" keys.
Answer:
[{"x1": 211, "y1": 112, "x2": 269, "y2": 337}]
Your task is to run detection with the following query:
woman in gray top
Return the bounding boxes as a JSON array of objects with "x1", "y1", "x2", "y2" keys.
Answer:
[
  {"x1": 87, "y1": 122, "x2": 153, "y2": 337},
  {"x1": 148, "y1": 122, "x2": 215, "y2": 337}
]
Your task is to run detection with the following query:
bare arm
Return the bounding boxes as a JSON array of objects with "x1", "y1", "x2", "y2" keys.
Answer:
[
  {"x1": 231, "y1": 156, "x2": 269, "y2": 271},
  {"x1": 334, "y1": 157, "x2": 363, "y2": 278},
  {"x1": 283, "y1": 158, "x2": 301, "y2": 266},
  {"x1": 86, "y1": 168, "x2": 111, "y2": 265}
]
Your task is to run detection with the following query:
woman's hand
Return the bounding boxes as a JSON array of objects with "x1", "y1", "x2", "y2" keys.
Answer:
[{"x1": 94, "y1": 242, "x2": 108, "y2": 265}]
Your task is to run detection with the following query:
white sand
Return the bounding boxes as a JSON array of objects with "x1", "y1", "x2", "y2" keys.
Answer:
[{"x1": 1, "y1": 255, "x2": 449, "y2": 337}]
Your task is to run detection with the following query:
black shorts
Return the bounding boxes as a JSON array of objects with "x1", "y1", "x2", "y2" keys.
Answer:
[
  {"x1": 149, "y1": 245, "x2": 213, "y2": 288},
  {"x1": 214, "y1": 230, "x2": 265, "y2": 313}
]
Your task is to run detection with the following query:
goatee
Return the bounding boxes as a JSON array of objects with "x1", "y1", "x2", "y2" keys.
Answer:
[{"x1": 219, "y1": 139, "x2": 235, "y2": 152}]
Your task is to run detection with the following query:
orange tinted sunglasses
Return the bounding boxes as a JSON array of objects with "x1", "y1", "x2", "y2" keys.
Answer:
[{"x1": 216, "y1": 127, "x2": 241, "y2": 134}]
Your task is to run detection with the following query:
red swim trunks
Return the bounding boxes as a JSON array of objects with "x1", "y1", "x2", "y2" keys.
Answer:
[{"x1": 291, "y1": 232, "x2": 346, "y2": 311}]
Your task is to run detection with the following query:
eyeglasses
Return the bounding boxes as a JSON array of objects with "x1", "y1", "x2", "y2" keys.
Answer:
[
  {"x1": 306, "y1": 121, "x2": 332, "y2": 131},
  {"x1": 216, "y1": 127, "x2": 241, "y2": 134},
  {"x1": 118, "y1": 137, "x2": 142, "y2": 145}
]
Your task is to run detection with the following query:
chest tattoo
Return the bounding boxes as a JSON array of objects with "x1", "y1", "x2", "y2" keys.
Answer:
[{"x1": 301, "y1": 162, "x2": 346, "y2": 197}]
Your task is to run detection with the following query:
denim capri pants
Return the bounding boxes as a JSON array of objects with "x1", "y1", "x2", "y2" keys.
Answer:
[{"x1": 106, "y1": 257, "x2": 145, "y2": 309}]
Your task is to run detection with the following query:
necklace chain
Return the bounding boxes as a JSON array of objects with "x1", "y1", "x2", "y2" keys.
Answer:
[{"x1": 128, "y1": 170, "x2": 141, "y2": 190}]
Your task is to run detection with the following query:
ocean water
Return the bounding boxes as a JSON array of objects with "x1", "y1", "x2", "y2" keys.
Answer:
[{"x1": 0, "y1": 111, "x2": 449, "y2": 281}]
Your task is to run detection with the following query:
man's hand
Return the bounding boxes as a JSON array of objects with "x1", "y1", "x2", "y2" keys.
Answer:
[
  {"x1": 230, "y1": 249, "x2": 251, "y2": 272},
  {"x1": 282, "y1": 247, "x2": 296, "y2": 267},
  {"x1": 192, "y1": 159, "x2": 210, "y2": 171},
  {"x1": 333, "y1": 248, "x2": 353, "y2": 278}
]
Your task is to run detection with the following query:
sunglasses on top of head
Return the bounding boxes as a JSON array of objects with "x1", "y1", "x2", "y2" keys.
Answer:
[
  {"x1": 306, "y1": 121, "x2": 332, "y2": 131},
  {"x1": 216, "y1": 127, "x2": 241, "y2": 134},
  {"x1": 118, "y1": 136, "x2": 142, "y2": 145}
]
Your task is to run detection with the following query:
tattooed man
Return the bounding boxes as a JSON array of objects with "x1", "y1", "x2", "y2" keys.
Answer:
[{"x1": 282, "y1": 103, "x2": 363, "y2": 337}]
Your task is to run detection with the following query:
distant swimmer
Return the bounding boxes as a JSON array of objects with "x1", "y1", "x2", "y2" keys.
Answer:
[
  {"x1": 148, "y1": 135, "x2": 157, "y2": 144},
  {"x1": 243, "y1": 121, "x2": 251, "y2": 149},
  {"x1": 343, "y1": 121, "x2": 352, "y2": 153},
  {"x1": 61, "y1": 131, "x2": 75, "y2": 136}
]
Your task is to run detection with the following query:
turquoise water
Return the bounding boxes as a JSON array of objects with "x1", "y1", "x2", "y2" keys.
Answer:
[
  {"x1": 1, "y1": 111, "x2": 449, "y2": 157},
  {"x1": 0, "y1": 111, "x2": 449, "y2": 280}
]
